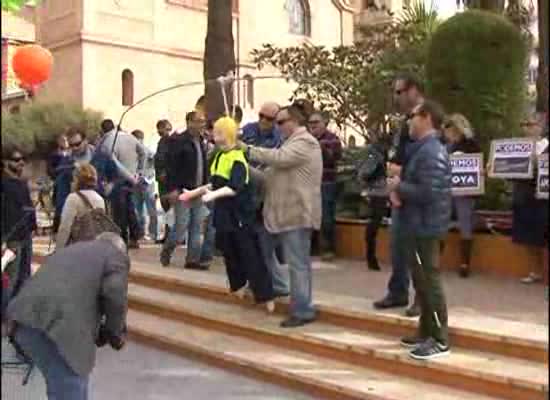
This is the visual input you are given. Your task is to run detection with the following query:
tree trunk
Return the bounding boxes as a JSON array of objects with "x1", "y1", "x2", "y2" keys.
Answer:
[
  {"x1": 536, "y1": 0, "x2": 549, "y2": 114},
  {"x1": 204, "y1": 0, "x2": 236, "y2": 122}
]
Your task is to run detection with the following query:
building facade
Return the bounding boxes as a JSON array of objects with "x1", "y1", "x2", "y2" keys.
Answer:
[
  {"x1": 1, "y1": 6, "x2": 36, "y2": 111},
  {"x1": 27, "y1": 0, "x2": 355, "y2": 140}
]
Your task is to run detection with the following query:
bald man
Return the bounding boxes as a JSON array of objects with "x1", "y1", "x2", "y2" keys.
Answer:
[{"x1": 241, "y1": 102, "x2": 282, "y2": 152}]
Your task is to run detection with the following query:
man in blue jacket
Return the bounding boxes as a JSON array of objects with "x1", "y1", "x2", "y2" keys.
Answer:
[{"x1": 386, "y1": 100, "x2": 452, "y2": 360}]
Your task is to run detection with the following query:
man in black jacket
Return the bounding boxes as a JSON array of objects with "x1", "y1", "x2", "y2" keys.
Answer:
[
  {"x1": 1, "y1": 146, "x2": 36, "y2": 301},
  {"x1": 160, "y1": 112, "x2": 210, "y2": 269},
  {"x1": 387, "y1": 100, "x2": 452, "y2": 360},
  {"x1": 154, "y1": 119, "x2": 172, "y2": 243},
  {"x1": 374, "y1": 74, "x2": 424, "y2": 317},
  {"x1": 8, "y1": 233, "x2": 129, "y2": 399}
]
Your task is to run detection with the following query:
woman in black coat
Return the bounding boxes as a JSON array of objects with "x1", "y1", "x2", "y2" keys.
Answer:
[{"x1": 443, "y1": 114, "x2": 482, "y2": 278}]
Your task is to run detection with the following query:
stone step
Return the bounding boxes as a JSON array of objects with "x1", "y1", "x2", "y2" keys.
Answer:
[
  {"x1": 127, "y1": 309, "x2": 501, "y2": 400},
  {"x1": 128, "y1": 283, "x2": 548, "y2": 400},
  {"x1": 127, "y1": 262, "x2": 548, "y2": 364}
]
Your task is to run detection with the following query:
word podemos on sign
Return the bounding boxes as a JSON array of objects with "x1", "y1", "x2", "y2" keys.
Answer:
[
  {"x1": 489, "y1": 138, "x2": 535, "y2": 179},
  {"x1": 450, "y1": 153, "x2": 484, "y2": 196}
]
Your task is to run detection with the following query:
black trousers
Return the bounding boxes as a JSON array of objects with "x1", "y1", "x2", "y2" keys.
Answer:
[
  {"x1": 111, "y1": 185, "x2": 141, "y2": 244},
  {"x1": 216, "y1": 226, "x2": 274, "y2": 303},
  {"x1": 365, "y1": 197, "x2": 388, "y2": 264}
]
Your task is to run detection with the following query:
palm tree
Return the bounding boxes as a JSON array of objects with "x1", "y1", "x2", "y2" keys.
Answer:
[
  {"x1": 398, "y1": 0, "x2": 441, "y2": 38},
  {"x1": 203, "y1": 0, "x2": 236, "y2": 122}
]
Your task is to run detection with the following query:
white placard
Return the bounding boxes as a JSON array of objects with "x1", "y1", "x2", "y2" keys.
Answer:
[
  {"x1": 488, "y1": 138, "x2": 536, "y2": 179},
  {"x1": 450, "y1": 153, "x2": 485, "y2": 196},
  {"x1": 536, "y1": 153, "x2": 548, "y2": 200}
]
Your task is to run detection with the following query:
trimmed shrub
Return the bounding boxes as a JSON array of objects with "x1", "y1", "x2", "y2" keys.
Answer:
[
  {"x1": 427, "y1": 10, "x2": 528, "y2": 152},
  {"x1": 1, "y1": 102, "x2": 103, "y2": 157}
]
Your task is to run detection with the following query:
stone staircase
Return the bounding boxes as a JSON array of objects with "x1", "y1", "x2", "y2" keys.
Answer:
[
  {"x1": 31, "y1": 243, "x2": 548, "y2": 400},
  {"x1": 126, "y1": 262, "x2": 548, "y2": 400}
]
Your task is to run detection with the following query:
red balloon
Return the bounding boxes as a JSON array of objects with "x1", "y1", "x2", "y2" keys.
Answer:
[{"x1": 12, "y1": 45, "x2": 53, "y2": 87}]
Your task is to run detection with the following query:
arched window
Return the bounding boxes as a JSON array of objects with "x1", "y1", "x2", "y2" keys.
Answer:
[
  {"x1": 243, "y1": 74, "x2": 254, "y2": 109},
  {"x1": 285, "y1": 0, "x2": 310, "y2": 36},
  {"x1": 122, "y1": 69, "x2": 134, "y2": 106}
]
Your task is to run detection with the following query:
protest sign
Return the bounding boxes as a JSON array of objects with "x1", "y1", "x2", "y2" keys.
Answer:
[
  {"x1": 536, "y1": 153, "x2": 548, "y2": 200},
  {"x1": 450, "y1": 153, "x2": 485, "y2": 196},
  {"x1": 488, "y1": 138, "x2": 535, "y2": 179}
]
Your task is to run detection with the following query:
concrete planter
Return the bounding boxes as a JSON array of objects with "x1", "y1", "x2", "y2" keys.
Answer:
[{"x1": 335, "y1": 216, "x2": 536, "y2": 279}]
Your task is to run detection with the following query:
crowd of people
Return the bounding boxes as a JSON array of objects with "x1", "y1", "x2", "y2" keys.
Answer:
[{"x1": 1, "y1": 72, "x2": 548, "y2": 399}]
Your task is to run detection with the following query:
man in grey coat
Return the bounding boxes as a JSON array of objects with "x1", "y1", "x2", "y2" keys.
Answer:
[
  {"x1": 242, "y1": 103, "x2": 322, "y2": 328},
  {"x1": 7, "y1": 232, "x2": 130, "y2": 400}
]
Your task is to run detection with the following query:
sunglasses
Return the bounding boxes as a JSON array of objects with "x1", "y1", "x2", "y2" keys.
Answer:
[
  {"x1": 259, "y1": 113, "x2": 275, "y2": 122},
  {"x1": 276, "y1": 118, "x2": 290, "y2": 126},
  {"x1": 69, "y1": 141, "x2": 83, "y2": 148},
  {"x1": 407, "y1": 110, "x2": 423, "y2": 120},
  {"x1": 308, "y1": 119, "x2": 322, "y2": 125},
  {"x1": 10, "y1": 156, "x2": 25, "y2": 163},
  {"x1": 520, "y1": 121, "x2": 538, "y2": 127}
]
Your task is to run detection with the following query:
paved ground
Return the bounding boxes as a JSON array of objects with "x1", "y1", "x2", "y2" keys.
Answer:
[
  {"x1": 2, "y1": 339, "x2": 315, "y2": 400},
  {"x1": 127, "y1": 242, "x2": 548, "y2": 325}
]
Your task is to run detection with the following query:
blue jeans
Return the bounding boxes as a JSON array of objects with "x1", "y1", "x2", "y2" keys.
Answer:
[
  {"x1": 133, "y1": 184, "x2": 158, "y2": 239},
  {"x1": 387, "y1": 208, "x2": 411, "y2": 300},
  {"x1": 321, "y1": 182, "x2": 338, "y2": 252},
  {"x1": 274, "y1": 228, "x2": 315, "y2": 319},
  {"x1": 200, "y1": 205, "x2": 216, "y2": 263},
  {"x1": 163, "y1": 200, "x2": 207, "y2": 263},
  {"x1": 256, "y1": 223, "x2": 289, "y2": 295},
  {"x1": 15, "y1": 325, "x2": 89, "y2": 400}
]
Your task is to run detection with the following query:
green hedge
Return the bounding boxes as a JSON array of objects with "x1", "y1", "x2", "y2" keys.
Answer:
[
  {"x1": 427, "y1": 10, "x2": 528, "y2": 152},
  {"x1": 427, "y1": 10, "x2": 527, "y2": 211},
  {"x1": 1, "y1": 102, "x2": 103, "y2": 157}
]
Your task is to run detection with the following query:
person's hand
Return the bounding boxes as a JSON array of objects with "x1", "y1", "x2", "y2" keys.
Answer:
[
  {"x1": 389, "y1": 191, "x2": 402, "y2": 208},
  {"x1": 485, "y1": 161, "x2": 492, "y2": 177},
  {"x1": 178, "y1": 189, "x2": 194, "y2": 203},
  {"x1": 201, "y1": 189, "x2": 215, "y2": 203},
  {"x1": 109, "y1": 335, "x2": 126, "y2": 351},
  {"x1": 387, "y1": 163, "x2": 402, "y2": 177},
  {"x1": 236, "y1": 141, "x2": 248, "y2": 151},
  {"x1": 165, "y1": 190, "x2": 180, "y2": 206},
  {"x1": 104, "y1": 183, "x2": 114, "y2": 196},
  {"x1": 386, "y1": 175, "x2": 401, "y2": 191}
]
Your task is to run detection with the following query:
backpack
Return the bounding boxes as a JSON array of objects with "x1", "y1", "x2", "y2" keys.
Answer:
[{"x1": 68, "y1": 191, "x2": 121, "y2": 244}]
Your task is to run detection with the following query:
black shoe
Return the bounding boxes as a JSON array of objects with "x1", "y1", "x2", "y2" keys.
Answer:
[
  {"x1": 160, "y1": 248, "x2": 172, "y2": 267},
  {"x1": 409, "y1": 338, "x2": 450, "y2": 360},
  {"x1": 128, "y1": 240, "x2": 140, "y2": 249},
  {"x1": 459, "y1": 265, "x2": 470, "y2": 278},
  {"x1": 367, "y1": 259, "x2": 381, "y2": 271},
  {"x1": 273, "y1": 290, "x2": 290, "y2": 298},
  {"x1": 400, "y1": 335, "x2": 428, "y2": 348},
  {"x1": 280, "y1": 315, "x2": 317, "y2": 328},
  {"x1": 373, "y1": 296, "x2": 408, "y2": 310},
  {"x1": 405, "y1": 302, "x2": 421, "y2": 317},
  {"x1": 184, "y1": 262, "x2": 209, "y2": 271}
]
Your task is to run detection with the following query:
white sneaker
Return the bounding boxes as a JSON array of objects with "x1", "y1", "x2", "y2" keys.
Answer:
[
  {"x1": 265, "y1": 300, "x2": 275, "y2": 313},
  {"x1": 232, "y1": 287, "x2": 247, "y2": 299},
  {"x1": 520, "y1": 272, "x2": 542, "y2": 284}
]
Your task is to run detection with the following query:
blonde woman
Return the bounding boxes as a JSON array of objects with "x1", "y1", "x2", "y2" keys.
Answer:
[
  {"x1": 56, "y1": 164, "x2": 106, "y2": 248},
  {"x1": 443, "y1": 114, "x2": 481, "y2": 278}
]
